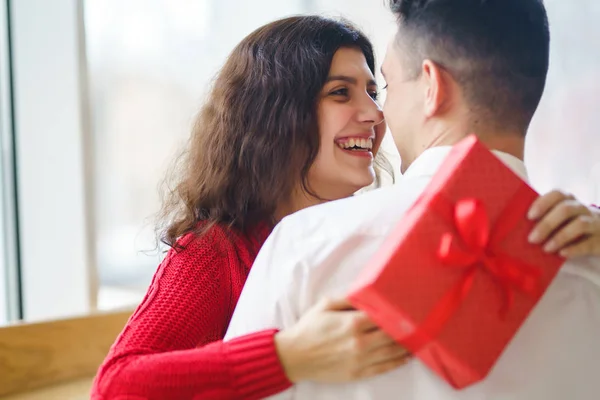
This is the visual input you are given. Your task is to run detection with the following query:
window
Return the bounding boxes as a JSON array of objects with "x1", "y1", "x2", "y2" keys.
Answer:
[
  {"x1": 1, "y1": 0, "x2": 598, "y2": 324},
  {"x1": 0, "y1": 0, "x2": 18, "y2": 325},
  {"x1": 6, "y1": 0, "x2": 94, "y2": 323},
  {"x1": 0, "y1": 132, "x2": 8, "y2": 325}
]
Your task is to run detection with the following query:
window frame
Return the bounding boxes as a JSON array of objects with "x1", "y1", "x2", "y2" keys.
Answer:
[
  {"x1": 6, "y1": 0, "x2": 97, "y2": 322},
  {"x1": 0, "y1": 0, "x2": 20, "y2": 323}
]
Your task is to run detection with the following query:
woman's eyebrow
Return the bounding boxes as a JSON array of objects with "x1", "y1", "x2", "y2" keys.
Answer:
[{"x1": 326, "y1": 75, "x2": 377, "y2": 86}]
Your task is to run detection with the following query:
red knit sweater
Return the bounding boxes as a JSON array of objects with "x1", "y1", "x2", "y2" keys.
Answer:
[{"x1": 91, "y1": 222, "x2": 292, "y2": 400}]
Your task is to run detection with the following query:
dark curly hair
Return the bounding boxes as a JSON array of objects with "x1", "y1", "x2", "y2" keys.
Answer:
[{"x1": 158, "y1": 16, "x2": 389, "y2": 247}]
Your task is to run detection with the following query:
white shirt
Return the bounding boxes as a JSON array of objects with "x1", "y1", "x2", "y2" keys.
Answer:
[{"x1": 225, "y1": 146, "x2": 600, "y2": 400}]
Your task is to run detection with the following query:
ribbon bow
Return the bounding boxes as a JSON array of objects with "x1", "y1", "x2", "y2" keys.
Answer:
[{"x1": 403, "y1": 198, "x2": 542, "y2": 353}]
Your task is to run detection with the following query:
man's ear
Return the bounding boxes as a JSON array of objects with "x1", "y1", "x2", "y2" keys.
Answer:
[{"x1": 421, "y1": 59, "x2": 449, "y2": 118}]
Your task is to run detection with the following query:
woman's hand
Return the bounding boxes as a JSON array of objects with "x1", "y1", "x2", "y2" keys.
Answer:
[
  {"x1": 528, "y1": 190, "x2": 600, "y2": 257},
  {"x1": 274, "y1": 298, "x2": 410, "y2": 383}
]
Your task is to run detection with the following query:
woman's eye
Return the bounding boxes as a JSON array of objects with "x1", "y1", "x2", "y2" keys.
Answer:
[
  {"x1": 330, "y1": 88, "x2": 349, "y2": 97},
  {"x1": 369, "y1": 91, "x2": 379, "y2": 101}
]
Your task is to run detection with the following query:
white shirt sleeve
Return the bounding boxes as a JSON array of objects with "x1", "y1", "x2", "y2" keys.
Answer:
[
  {"x1": 224, "y1": 219, "x2": 307, "y2": 341},
  {"x1": 225, "y1": 220, "x2": 317, "y2": 400},
  {"x1": 561, "y1": 255, "x2": 600, "y2": 288}
]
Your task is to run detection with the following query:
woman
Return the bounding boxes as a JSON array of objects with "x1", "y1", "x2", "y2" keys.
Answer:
[
  {"x1": 92, "y1": 16, "x2": 402, "y2": 400},
  {"x1": 92, "y1": 15, "x2": 600, "y2": 400}
]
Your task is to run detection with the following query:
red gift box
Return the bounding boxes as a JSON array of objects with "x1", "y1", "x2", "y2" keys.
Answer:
[{"x1": 348, "y1": 135, "x2": 566, "y2": 389}]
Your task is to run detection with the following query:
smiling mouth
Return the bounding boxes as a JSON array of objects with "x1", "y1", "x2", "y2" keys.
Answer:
[{"x1": 335, "y1": 137, "x2": 374, "y2": 152}]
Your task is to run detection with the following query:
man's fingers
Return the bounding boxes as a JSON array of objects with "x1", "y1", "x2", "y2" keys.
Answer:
[
  {"x1": 559, "y1": 240, "x2": 594, "y2": 258},
  {"x1": 529, "y1": 200, "x2": 589, "y2": 244},
  {"x1": 528, "y1": 190, "x2": 574, "y2": 221},
  {"x1": 542, "y1": 215, "x2": 594, "y2": 253},
  {"x1": 558, "y1": 217, "x2": 600, "y2": 257}
]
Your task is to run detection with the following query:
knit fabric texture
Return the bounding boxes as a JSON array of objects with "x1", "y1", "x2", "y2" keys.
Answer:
[{"x1": 91, "y1": 222, "x2": 292, "y2": 399}]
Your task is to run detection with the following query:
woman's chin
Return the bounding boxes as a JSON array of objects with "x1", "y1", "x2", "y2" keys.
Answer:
[
  {"x1": 342, "y1": 176, "x2": 377, "y2": 197},
  {"x1": 351, "y1": 172, "x2": 378, "y2": 193},
  {"x1": 308, "y1": 169, "x2": 376, "y2": 201}
]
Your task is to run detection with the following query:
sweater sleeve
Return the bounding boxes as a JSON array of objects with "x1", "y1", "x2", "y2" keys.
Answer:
[{"x1": 91, "y1": 230, "x2": 292, "y2": 400}]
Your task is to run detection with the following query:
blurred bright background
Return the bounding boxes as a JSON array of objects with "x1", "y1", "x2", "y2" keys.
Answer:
[{"x1": 0, "y1": 0, "x2": 599, "y2": 325}]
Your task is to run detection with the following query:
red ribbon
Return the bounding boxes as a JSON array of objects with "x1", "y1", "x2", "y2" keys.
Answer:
[{"x1": 402, "y1": 198, "x2": 542, "y2": 353}]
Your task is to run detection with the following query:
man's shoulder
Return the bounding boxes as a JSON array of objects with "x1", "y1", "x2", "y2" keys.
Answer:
[
  {"x1": 258, "y1": 177, "x2": 432, "y2": 278},
  {"x1": 279, "y1": 174, "x2": 433, "y2": 235},
  {"x1": 279, "y1": 184, "x2": 405, "y2": 236}
]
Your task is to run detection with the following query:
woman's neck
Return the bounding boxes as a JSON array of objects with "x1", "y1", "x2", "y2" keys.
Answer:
[
  {"x1": 273, "y1": 183, "x2": 362, "y2": 224},
  {"x1": 273, "y1": 191, "x2": 326, "y2": 224}
]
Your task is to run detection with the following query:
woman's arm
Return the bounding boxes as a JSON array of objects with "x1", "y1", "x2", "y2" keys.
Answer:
[
  {"x1": 91, "y1": 232, "x2": 291, "y2": 400},
  {"x1": 92, "y1": 228, "x2": 408, "y2": 399},
  {"x1": 93, "y1": 330, "x2": 290, "y2": 400}
]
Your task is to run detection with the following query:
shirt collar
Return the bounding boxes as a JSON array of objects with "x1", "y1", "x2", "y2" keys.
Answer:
[{"x1": 402, "y1": 146, "x2": 529, "y2": 182}]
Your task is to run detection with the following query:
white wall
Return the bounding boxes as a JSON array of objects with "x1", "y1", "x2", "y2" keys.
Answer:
[{"x1": 526, "y1": 1, "x2": 600, "y2": 204}]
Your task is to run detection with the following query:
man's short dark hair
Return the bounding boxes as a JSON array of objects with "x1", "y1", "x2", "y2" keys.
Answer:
[{"x1": 389, "y1": 0, "x2": 550, "y2": 133}]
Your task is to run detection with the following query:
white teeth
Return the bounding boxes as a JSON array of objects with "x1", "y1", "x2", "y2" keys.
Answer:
[{"x1": 337, "y1": 138, "x2": 374, "y2": 150}]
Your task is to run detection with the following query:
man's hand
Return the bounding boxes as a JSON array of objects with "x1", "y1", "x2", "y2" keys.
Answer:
[{"x1": 528, "y1": 190, "x2": 600, "y2": 257}]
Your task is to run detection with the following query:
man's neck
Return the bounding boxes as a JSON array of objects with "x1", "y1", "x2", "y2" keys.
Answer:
[{"x1": 424, "y1": 119, "x2": 526, "y2": 160}]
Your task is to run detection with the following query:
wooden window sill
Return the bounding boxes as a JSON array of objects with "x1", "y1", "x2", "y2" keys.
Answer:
[{"x1": 2, "y1": 377, "x2": 93, "y2": 400}]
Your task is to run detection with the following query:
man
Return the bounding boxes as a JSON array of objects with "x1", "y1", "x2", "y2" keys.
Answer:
[{"x1": 226, "y1": 0, "x2": 600, "y2": 398}]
